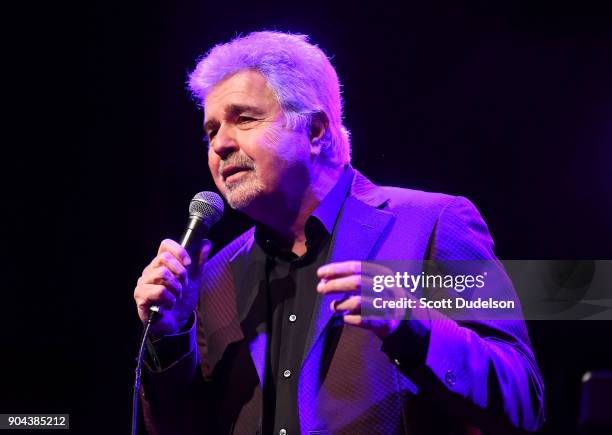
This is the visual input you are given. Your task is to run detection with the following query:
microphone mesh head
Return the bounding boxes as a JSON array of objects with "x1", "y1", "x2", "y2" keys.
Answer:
[{"x1": 189, "y1": 191, "x2": 224, "y2": 226}]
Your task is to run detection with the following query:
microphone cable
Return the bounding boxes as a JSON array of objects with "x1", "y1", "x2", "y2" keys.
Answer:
[{"x1": 131, "y1": 306, "x2": 159, "y2": 435}]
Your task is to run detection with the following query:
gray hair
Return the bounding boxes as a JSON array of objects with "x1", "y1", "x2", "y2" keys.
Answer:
[{"x1": 188, "y1": 31, "x2": 351, "y2": 167}]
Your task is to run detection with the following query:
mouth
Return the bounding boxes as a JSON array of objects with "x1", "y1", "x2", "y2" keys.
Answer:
[{"x1": 221, "y1": 165, "x2": 253, "y2": 183}]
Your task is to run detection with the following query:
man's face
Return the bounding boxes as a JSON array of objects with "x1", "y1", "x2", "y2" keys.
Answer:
[{"x1": 204, "y1": 69, "x2": 313, "y2": 212}]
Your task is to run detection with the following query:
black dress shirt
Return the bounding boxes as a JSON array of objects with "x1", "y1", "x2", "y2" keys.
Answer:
[
  {"x1": 255, "y1": 218, "x2": 331, "y2": 434},
  {"x1": 253, "y1": 167, "x2": 354, "y2": 434}
]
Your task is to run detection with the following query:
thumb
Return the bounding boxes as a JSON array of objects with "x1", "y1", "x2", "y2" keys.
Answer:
[{"x1": 197, "y1": 239, "x2": 212, "y2": 267}]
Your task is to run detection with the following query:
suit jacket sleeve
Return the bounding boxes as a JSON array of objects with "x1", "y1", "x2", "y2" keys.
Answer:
[
  {"x1": 139, "y1": 312, "x2": 210, "y2": 435},
  {"x1": 382, "y1": 196, "x2": 546, "y2": 433}
]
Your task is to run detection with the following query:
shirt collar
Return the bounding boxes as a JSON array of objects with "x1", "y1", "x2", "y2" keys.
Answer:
[
  {"x1": 309, "y1": 165, "x2": 354, "y2": 235},
  {"x1": 254, "y1": 165, "x2": 354, "y2": 256}
]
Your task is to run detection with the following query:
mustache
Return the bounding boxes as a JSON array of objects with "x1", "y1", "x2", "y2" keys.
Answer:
[{"x1": 219, "y1": 153, "x2": 256, "y2": 177}]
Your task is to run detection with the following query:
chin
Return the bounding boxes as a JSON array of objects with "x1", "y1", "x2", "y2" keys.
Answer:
[{"x1": 224, "y1": 181, "x2": 264, "y2": 211}]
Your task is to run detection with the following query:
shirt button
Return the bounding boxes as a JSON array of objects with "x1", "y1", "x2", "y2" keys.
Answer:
[
  {"x1": 279, "y1": 429, "x2": 287, "y2": 435},
  {"x1": 283, "y1": 369, "x2": 291, "y2": 378},
  {"x1": 288, "y1": 314, "x2": 297, "y2": 322},
  {"x1": 445, "y1": 369, "x2": 456, "y2": 386}
]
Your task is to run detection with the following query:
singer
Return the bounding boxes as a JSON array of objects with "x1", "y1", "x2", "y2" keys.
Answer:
[{"x1": 133, "y1": 31, "x2": 545, "y2": 434}]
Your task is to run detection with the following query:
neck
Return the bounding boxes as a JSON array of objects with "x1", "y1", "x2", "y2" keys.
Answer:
[{"x1": 250, "y1": 164, "x2": 344, "y2": 255}]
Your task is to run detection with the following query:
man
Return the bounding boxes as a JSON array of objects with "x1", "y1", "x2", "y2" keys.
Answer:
[{"x1": 134, "y1": 31, "x2": 545, "y2": 434}]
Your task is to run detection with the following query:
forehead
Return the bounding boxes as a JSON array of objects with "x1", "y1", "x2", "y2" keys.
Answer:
[{"x1": 204, "y1": 69, "x2": 279, "y2": 119}]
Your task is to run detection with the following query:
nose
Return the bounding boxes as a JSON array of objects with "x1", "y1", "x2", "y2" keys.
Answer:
[{"x1": 210, "y1": 124, "x2": 239, "y2": 159}]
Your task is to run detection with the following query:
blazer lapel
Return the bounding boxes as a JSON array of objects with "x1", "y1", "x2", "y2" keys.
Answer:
[
  {"x1": 301, "y1": 192, "x2": 394, "y2": 366},
  {"x1": 229, "y1": 235, "x2": 268, "y2": 389}
]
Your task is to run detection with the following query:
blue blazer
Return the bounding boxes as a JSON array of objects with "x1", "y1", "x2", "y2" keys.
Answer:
[{"x1": 142, "y1": 168, "x2": 545, "y2": 435}]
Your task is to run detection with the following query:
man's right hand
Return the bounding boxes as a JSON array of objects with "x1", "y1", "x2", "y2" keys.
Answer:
[{"x1": 134, "y1": 238, "x2": 211, "y2": 338}]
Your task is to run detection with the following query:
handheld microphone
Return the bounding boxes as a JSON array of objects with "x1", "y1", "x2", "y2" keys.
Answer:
[
  {"x1": 149, "y1": 191, "x2": 224, "y2": 318},
  {"x1": 134, "y1": 192, "x2": 223, "y2": 435}
]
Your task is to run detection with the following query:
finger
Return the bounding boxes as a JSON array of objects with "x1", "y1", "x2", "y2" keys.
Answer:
[
  {"x1": 317, "y1": 261, "x2": 393, "y2": 279},
  {"x1": 153, "y1": 267, "x2": 183, "y2": 298},
  {"x1": 317, "y1": 275, "x2": 360, "y2": 294},
  {"x1": 317, "y1": 261, "x2": 361, "y2": 279},
  {"x1": 331, "y1": 295, "x2": 361, "y2": 314},
  {"x1": 141, "y1": 267, "x2": 183, "y2": 299},
  {"x1": 154, "y1": 251, "x2": 188, "y2": 285},
  {"x1": 135, "y1": 284, "x2": 177, "y2": 311},
  {"x1": 317, "y1": 275, "x2": 373, "y2": 294},
  {"x1": 158, "y1": 239, "x2": 192, "y2": 267},
  {"x1": 360, "y1": 295, "x2": 408, "y2": 322},
  {"x1": 197, "y1": 239, "x2": 212, "y2": 267},
  {"x1": 343, "y1": 314, "x2": 363, "y2": 327}
]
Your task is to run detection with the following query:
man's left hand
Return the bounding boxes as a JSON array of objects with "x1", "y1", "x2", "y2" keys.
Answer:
[{"x1": 316, "y1": 260, "x2": 403, "y2": 339}]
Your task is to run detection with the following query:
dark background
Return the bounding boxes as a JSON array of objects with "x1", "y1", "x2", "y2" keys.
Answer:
[{"x1": 2, "y1": 1, "x2": 611, "y2": 434}]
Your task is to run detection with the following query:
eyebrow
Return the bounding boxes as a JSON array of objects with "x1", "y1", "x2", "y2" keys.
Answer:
[
  {"x1": 226, "y1": 103, "x2": 265, "y2": 117},
  {"x1": 204, "y1": 103, "x2": 266, "y2": 133}
]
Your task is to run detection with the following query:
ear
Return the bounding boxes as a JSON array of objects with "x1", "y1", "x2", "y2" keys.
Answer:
[{"x1": 309, "y1": 111, "x2": 329, "y2": 157}]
